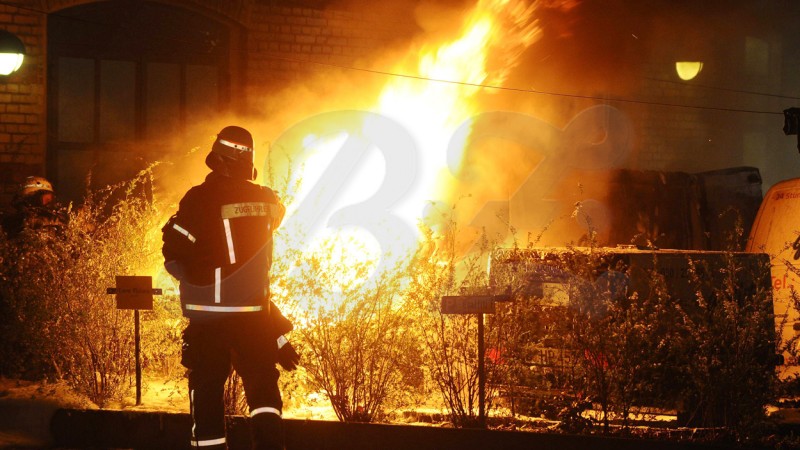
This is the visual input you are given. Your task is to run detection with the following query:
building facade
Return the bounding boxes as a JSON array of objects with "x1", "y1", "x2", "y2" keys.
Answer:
[
  {"x1": 1, "y1": 0, "x2": 799, "y2": 224},
  {"x1": 0, "y1": 0, "x2": 414, "y2": 205}
]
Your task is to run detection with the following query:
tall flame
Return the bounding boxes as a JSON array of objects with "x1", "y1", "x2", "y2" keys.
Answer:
[
  {"x1": 381, "y1": 0, "x2": 540, "y2": 211},
  {"x1": 282, "y1": 0, "x2": 542, "y2": 286}
]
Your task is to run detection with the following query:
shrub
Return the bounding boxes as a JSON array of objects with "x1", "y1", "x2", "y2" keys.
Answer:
[
  {"x1": 678, "y1": 252, "x2": 777, "y2": 433},
  {"x1": 275, "y1": 236, "x2": 421, "y2": 423},
  {"x1": 405, "y1": 217, "x2": 497, "y2": 428},
  {"x1": 487, "y1": 241, "x2": 778, "y2": 436},
  {"x1": 0, "y1": 170, "x2": 183, "y2": 407}
]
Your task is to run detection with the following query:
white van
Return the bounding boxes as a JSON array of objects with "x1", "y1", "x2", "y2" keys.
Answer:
[{"x1": 747, "y1": 177, "x2": 800, "y2": 376}]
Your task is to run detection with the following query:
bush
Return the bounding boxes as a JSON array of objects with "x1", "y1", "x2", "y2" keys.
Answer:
[
  {"x1": 678, "y1": 252, "x2": 777, "y2": 433},
  {"x1": 405, "y1": 217, "x2": 497, "y2": 428},
  {"x1": 487, "y1": 241, "x2": 778, "y2": 436},
  {"x1": 0, "y1": 170, "x2": 184, "y2": 407},
  {"x1": 274, "y1": 235, "x2": 421, "y2": 423}
]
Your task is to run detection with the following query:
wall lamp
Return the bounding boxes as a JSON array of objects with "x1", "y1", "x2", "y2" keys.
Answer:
[
  {"x1": 0, "y1": 30, "x2": 25, "y2": 76},
  {"x1": 675, "y1": 61, "x2": 703, "y2": 81}
]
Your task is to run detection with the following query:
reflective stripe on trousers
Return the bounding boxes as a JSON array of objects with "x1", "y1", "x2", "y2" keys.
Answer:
[
  {"x1": 190, "y1": 388, "x2": 227, "y2": 448},
  {"x1": 251, "y1": 406, "x2": 281, "y2": 418},
  {"x1": 190, "y1": 436, "x2": 226, "y2": 447}
]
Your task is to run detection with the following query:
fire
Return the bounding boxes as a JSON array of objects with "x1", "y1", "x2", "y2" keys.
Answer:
[
  {"x1": 279, "y1": 0, "x2": 542, "y2": 291},
  {"x1": 378, "y1": 0, "x2": 540, "y2": 213},
  {"x1": 150, "y1": 0, "x2": 544, "y2": 301}
]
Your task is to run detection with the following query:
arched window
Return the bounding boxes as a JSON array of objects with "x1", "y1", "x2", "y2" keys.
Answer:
[{"x1": 47, "y1": 1, "x2": 235, "y2": 201}]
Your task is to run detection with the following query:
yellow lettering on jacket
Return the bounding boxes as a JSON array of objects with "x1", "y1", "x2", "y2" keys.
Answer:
[{"x1": 221, "y1": 202, "x2": 277, "y2": 219}]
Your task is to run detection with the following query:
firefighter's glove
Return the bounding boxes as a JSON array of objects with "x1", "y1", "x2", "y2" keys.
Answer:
[{"x1": 277, "y1": 335, "x2": 299, "y2": 371}]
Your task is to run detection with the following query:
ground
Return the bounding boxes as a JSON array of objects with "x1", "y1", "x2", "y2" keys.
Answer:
[
  {"x1": 0, "y1": 377, "x2": 90, "y2": 448},
  {"x1": 3, "y1": 376, "x2": 800, "y2": 449}
]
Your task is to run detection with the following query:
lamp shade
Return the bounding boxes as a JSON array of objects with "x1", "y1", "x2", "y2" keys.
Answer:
[
  {"x1": 0, "y1": 30, "x2": 25, "y2": 76},
  {"x1": 675, "y1": 61, "x2": 703, "y2": 81}
]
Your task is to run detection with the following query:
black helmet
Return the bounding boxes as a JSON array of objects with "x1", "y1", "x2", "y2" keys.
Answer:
[{"x1": 205, "y1": 126, "x2": 257, "y2": 180}]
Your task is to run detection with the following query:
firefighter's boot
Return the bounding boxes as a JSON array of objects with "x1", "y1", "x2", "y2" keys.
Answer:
[{"x1": 251, "y1": 411, "x2": 284, "y2": 450}]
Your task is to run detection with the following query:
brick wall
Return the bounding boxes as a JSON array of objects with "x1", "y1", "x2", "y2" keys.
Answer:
[
  {"x1": 245, "y1": 4, "x2": 410, "y2": 91},
  {"x1": 627, "y1": 30, "x2": 794, "y2": 187},
  {"x1": 0, "y1": 1, "x2": 46, "y2": 206},
  {"x1": 632, "y1": 63, "x2": 713, "y2": 171}
]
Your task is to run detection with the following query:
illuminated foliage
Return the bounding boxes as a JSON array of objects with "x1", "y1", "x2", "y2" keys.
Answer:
[
  {"x1": 0, "y1": 170, "x2": 183, "y2": 407},
  {"x1": 404, "y1": 213, "x2": 496, "y2": 428},
  {"x1": 486, "y1": 234, "x2": 778, "y2": 438}
]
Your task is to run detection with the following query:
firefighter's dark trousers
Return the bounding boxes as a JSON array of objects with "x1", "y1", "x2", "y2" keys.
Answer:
[{"x1": 182, "y1": 313, "x2": 283, "y2": 450}]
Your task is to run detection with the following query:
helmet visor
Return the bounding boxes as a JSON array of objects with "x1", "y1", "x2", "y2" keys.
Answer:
[{"x1": 214, "y1": 138, "x2": 254, "y2": 164}]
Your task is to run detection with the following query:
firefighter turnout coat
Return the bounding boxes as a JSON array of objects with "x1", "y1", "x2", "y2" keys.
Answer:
[{"x1": 162, "y1": 172, "x2": 285, "y2": 318}]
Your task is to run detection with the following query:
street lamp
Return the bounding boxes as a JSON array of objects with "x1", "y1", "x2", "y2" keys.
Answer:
[{"x1": 0, "y1": 30, "x2": 25, "y2": 76}]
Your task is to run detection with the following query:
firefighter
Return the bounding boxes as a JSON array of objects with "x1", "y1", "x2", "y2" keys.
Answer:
[
  {"x1": 2, "y1": 176, "x2": 68, "y2": 238},
  {"x1": 162, "y1": 126, "x2": 299, "y2": 450}
]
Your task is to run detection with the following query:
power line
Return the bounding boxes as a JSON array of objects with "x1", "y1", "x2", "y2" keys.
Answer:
[
  {"x1": 265, "y1": 53, "x2": 786, "y2": 116},
  {"x1": 644, "y1": 76, "x2": 800, "y2": 101}
]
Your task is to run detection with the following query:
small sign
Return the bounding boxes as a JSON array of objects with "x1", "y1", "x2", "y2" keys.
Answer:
[
  {"x1": 542, "y1": 282, "x2": 569, "y2": 306},
  {"x1": 441, "y1": 295, "x2": 496, "y2": 315},
  {"x1": 110, "y1": 276, "x2": 155, "y2": 310}
]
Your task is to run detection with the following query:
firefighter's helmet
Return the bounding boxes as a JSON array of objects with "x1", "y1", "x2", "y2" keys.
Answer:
[
  {"x1": 19, "y1": 176, "x2": 53, "y2": 198},
  {"x1": 205, "y1": 126, "x2": 257, "y2": 180}
]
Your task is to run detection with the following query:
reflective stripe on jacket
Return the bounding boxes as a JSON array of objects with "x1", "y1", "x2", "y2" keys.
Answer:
[{"x1": 162, "y1": 172, "x2": 285, "y2": 319}]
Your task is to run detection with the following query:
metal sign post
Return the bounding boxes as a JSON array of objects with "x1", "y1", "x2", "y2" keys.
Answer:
[
  {"x1": 107, "y1": 275, "x2": 161, "y2": 406},
  {"x1": 441, "y1": 293, "x2": 511, "y2": 428}
]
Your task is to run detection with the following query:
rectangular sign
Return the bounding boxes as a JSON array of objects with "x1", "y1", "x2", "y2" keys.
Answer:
[
  {"x1": 221, "y1": 202, "x2": 271, "y2": 219},
  {"x1": 542, "y1": 282, "x2": 569, "y2": 306},
  {"x1": 113, "y1": 276, "x2": 155, "y2": 310},
  {"x1": 441, "y1": 295, "x2": 496, "y2": 315}
]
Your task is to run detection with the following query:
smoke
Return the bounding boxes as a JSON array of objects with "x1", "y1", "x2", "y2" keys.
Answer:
[
  {"x1": 150, "y1": 48, "x2": 417, "y2": 213},
  {"x1": 144, "y1": 0, "x2": 783, "y2": 251},
  {"x1": 147, "y1": 3, "x2": 458, "y2": 204},
  {"x1": 438, "y1": 0, "x2": 794, "y2": 248},
  {"x1": 515, "y1": 1, "x2": 744, "y2": 89},
  {"x1": 147, "y1": 0, "x2": 441, "y2": 211}
]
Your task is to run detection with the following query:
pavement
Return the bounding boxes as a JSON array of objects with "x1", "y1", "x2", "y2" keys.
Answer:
[
  {"x1": 0, "y1": 406, "x2": 776, "y2": 450},
  {"x1": 0, "y1": 378, "x2": 791, "y2": 450}
]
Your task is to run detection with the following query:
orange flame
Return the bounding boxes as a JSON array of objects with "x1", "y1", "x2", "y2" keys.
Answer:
[{"x1": 280, "y1": 0, "x2": 542, "y2": 286}]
